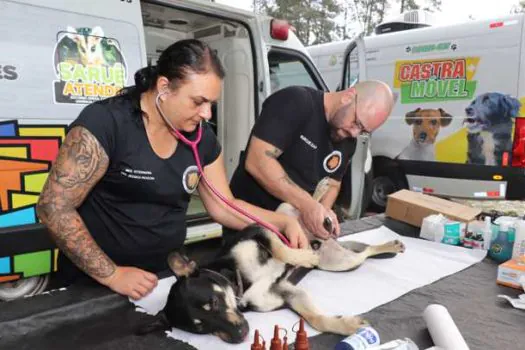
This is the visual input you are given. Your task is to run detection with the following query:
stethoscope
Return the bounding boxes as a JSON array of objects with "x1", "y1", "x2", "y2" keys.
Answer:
[{"x1": 155, "y1": 92, "x2": 292, "y2": 247}]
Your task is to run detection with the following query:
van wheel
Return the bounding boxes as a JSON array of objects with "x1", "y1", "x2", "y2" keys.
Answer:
[
  {"x1": 0, "y1": 275, "x2": 50, "y2": 301},
  {"x1": 369, "y1": 161, "x2": 407, "y2": 213}
]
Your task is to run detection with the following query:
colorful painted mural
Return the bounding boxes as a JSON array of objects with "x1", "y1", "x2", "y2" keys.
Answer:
[{"x1": 0, "y1": 120, "x2": 66, "y2": 280}]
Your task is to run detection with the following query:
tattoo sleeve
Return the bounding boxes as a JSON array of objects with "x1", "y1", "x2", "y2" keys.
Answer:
[{"x1": 36, "y1": 126, "x2": 115, "y2": 279}]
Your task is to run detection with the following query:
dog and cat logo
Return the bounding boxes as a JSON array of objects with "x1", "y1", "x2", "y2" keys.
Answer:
[
  {"x1": 53, "y1": 26, "x2": 128, "y2": 104},
  {"x1": 323, "y1": 150, "x2": 342, "y2": 173}
]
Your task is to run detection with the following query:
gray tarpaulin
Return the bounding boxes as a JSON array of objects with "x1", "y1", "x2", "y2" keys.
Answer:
[{"x1": 0, "y1": 215, "x2": 523, "y2": 349}]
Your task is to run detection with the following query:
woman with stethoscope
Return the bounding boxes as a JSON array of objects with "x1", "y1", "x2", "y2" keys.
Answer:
[{"x1": 36, "y1": 39, "x2": 309, "y2": 301}]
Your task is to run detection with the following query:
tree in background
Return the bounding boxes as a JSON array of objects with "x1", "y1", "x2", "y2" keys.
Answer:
[
  {"x1": 511, "y1": 0, "x2": 525, "y2": 13},
  {"x1": 399, "y1": 0, "x2": 419, "y2": 13},
  {"x1": 257, "y1": 0, "x2": 341, "y2": 45},
  {"x1": 424, "y1": 0, "x2": 442, "y2": 12},
  {"x1": 252, "y1": 0, "x2": 452, "y2": 44},
  {"x1": 348, "y1": 0, "x2": 391, "y2": 36}
]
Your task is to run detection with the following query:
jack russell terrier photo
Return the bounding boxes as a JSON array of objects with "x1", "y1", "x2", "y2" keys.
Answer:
[{"x1": 398, "y1": 107, "x2": 453, "y2": 162}]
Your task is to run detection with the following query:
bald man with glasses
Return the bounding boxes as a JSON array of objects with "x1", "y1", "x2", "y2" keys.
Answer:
[{"x1": 226, "y1": 80, "x2": 395, "y2": 243}]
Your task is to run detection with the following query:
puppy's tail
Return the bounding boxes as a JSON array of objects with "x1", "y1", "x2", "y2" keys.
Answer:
[{"x1": 134, "y1": 313, "x2": 170, "y2": 336}]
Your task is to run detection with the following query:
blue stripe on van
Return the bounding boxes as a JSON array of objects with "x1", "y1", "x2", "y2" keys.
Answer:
[{"x1": 0, "y1": 122, "x2": 17, "y2": 137}]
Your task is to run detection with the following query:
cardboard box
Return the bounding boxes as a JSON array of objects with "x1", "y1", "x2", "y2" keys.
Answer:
[
  {"x1": 385, "y1": 190, "x2": 482, "y2": 227},
  {"x1": 497, "y1": 258, "x2": 525, "y2": 290}
]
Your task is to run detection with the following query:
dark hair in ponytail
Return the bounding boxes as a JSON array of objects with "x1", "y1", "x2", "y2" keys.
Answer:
[{"x1": 119, "y1": 39, "x2": 225, "y2": 111}]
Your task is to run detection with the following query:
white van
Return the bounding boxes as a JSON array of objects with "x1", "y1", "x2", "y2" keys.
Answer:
[
  {"x1": 309, "y1": 11, "x2": 525, "y2": 212},
  {"x1": 0, "y1": 0, "x2": 367, "y2": 300}
]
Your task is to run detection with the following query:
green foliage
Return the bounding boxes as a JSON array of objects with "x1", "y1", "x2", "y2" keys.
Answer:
[
  {"x1": 510, "y1": 0, "x2": 525, "y2": 13},
  {"x1": 253, "y1": 0, "x2": 461, "y2": 44}
]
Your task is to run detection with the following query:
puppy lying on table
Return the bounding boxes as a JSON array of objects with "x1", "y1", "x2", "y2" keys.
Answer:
[{"x1": 138, "y1": 178, "x2": 405, "y2": 344}]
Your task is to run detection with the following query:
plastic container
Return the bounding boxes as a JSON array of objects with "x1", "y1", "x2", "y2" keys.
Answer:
[{"x1": 334, "y1": 327, "x2": 380, "y2": 350}]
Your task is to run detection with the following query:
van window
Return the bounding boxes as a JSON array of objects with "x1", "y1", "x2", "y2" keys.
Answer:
[{"x1": 268, "y1": 50, "x2": 322, "y2": 93}]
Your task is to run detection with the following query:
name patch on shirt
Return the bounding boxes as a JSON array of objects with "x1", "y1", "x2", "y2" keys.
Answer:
[
  {"x1": 300, "y1": 134, "x2": 318, "y2": 149},
  {"x1": 121, "y1": 168, "x2": 155, "y2": 181}
]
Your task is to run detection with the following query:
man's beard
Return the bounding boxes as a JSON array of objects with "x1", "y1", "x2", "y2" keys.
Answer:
[
  {"x1": 329, "y1": 106, "x2": 349, "y2": 142},
  {"x1": 330, "y1": 127, "x2": 343, "y2": 142}
]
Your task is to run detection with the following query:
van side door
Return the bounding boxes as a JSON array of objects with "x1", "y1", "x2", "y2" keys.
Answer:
[{"x1": 337, "y1": 34, "x2": 371, "y2": 219}]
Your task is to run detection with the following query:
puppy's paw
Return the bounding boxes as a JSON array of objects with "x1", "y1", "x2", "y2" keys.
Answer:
[
  {"x1": 383, "y1": 240, "x2": 405, "y2": 254},
  {"x1": 296, "y1": 249, "x2": 320, "y2": 268},
  {"x1": 392, "y1": 240, "x2": 406, "y2": 253},
  {"x1": 336, "y1": 315, "x2": 368, "y2": 335}
]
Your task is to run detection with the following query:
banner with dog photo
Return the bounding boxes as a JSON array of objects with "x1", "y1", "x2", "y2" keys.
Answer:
[{"x1": 392, "y1": 57, "x2": 522, "y2": 166}]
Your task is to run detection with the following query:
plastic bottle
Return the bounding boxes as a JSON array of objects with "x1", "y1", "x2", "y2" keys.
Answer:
[
  {"x1": 513, "y1": 220, "x2": 525, "y2": 261},
  {"x1": 251, "y1": 330, "x2": 264, "y2": 350},
  {"x1": 489, "y1": 222, "x2": 514, "y2": 263},
  {"x1": 294, "y1": 318, "x2": 309, "y2": 350},
  {"x1": 483, "y1": 216, "x2": 492, "y2": 250},
  {"x1": 334, "y1": 326, "x2": 380, "y2": 350},
  {"x1": 270, "y1": 325, "x2": 282, "y2": 350}
]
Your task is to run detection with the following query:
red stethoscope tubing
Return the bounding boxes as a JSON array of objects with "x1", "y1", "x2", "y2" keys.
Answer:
[{"x1": 167, "y1": 118, "x2": 292, "y2": 248}]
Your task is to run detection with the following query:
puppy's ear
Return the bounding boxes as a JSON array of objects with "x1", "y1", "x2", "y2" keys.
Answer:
[
  {"x1": 405, "y1": 108, "x2": 420, "y2": 125},
  {"x1": 438, "y1": 108, "x2": 453, "y2": 127},
  {"x1": 167, "y1": 251, "x2": 198, "y2": 278},
  {"x1": 502, "y1": 95, "x2": 522, "y2": 118}
]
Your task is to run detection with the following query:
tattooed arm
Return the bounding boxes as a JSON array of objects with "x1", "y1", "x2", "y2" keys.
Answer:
[
  {"x1": 245, "y1": 136, "x2": 333, "y2": 238},
  {"x1": 36, "y1": 126, "x2": 157, "y2": 299}
]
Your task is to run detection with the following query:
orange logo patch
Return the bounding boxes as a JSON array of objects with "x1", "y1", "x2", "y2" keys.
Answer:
[
  {"x1": 182, "y1": 165, "x2": 200, "y2": 194},
  {"x1": 323, "y1": 151, "x2": 342, "y2": 173}
]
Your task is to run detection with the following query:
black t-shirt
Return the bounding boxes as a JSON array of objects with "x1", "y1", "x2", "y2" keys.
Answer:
[
  {"x1": 229, "y1": 86, "x2": 356, "y2": 211},
  {"x1": 59, "y1": 94, "x2": 221, "y2": 278}
]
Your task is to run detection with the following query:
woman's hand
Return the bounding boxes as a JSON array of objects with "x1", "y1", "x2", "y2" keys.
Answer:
[
  {"x1": 97, "y1": 266, "x2": 158, "y2": 300},
  {"x1": 282, "y1": 217, "x2": 310, "y2": 249}
]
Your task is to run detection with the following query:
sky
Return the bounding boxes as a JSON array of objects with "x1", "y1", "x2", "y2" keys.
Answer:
[{"x1": 215, "y1": 0, "x2": 521, "y2": 26}]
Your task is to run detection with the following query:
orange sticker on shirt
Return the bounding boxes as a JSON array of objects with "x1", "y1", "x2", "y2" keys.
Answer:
[{"x1": 323, "y1": 151, "x2": 342, "y2": 173}]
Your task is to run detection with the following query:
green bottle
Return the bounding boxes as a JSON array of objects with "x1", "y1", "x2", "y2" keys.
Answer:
[{"x1": 489, "y1": 223, "x2": 515, "y2": 263}]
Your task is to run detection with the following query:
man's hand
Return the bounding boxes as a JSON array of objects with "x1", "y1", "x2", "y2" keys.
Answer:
[
  {"x1": 282, "y1": 218, "x2": 310, "y2": 249},
  {"x1": 299, "y1": 200, "x2": 336, "y2": 239},
  {"x1": 97, "y1": 266, "x2": 158, "y2": 300}
]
